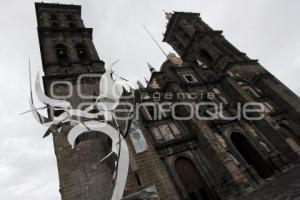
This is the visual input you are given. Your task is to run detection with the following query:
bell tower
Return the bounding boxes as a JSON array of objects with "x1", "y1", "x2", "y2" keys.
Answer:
[
  {"x1": 35, "y1": 3, "x2": 113, "y2": 200},
  {"x1": 163, "y1": 12, "x2": 251, "y2": 72}
]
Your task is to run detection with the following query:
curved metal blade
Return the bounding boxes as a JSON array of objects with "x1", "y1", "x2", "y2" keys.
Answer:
[{"x1": 35, "y1": 72, "x2": 70, "y2": 108}]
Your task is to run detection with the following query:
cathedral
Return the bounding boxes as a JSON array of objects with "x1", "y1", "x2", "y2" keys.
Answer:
[{"x1": 35, "y1": 2, "x2": 300, "y2": 200}]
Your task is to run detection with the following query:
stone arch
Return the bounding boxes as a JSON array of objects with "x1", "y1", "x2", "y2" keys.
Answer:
[
  {"x1": 74, "y1": 131, "x2": 111, "y2": 146},
  {"x1": 174, "y1": 156, "x2": 213, "y2": 200},
  {"x1": 223, "y1": 127, "x2": 244, "y2": 140},
  {"x1": 199, "y1": 49, "x2": 213, "y2": 66},
  {"x1": 230, "y1": 132, "x2": 274, "y2": 179}
]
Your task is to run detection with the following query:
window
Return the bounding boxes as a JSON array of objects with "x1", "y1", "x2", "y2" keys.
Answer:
[
  {"x1": 151, "y1": 127, "x2": 163, "y2": 140},
  {"x1": 69, "y1": 22, "x2": 76, "y2": 28},
  {"x1": 159, "y1": 124, "x2": 175, "y2": 140},
  {"x1": 169, "y1": 122, "x2": 180, "y2": 135},
  {"x1": 150, "y1": 122, "x2": 181, "y2": 141},
  {"x1": 66, "y1": 14, "x2": 74, "y2": 20},
  {"x1": 49, "y1": 13, "x2": 57, "y2": 20},
  {"x1": 182, "y1": 74, "x2": 197, "y2": 83},
  {"x1": 52, "y1": 22, "x2": 60, "y2": 28},
  {"x1": 76, "y1": 43, "x2": 88, "y2": 59},
  {"x1": 56, "y1": 43, "x2": 68, "y2": 60}
]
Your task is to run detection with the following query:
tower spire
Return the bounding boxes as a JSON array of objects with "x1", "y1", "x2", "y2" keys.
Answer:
[
  {"x1": 163, "y1": 10, "x2": 173, "y2": 20},
  {"x1": 147, "y1": 63, "x2": 156, "y2": 73},
  {"x1": 144, "y1": 77, "x2": 149, "y2": 84}
]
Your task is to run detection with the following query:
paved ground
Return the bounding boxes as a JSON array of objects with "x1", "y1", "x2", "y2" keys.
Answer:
[{"x1": 237, "y1": 165, "x2": 300, "y2": 200}]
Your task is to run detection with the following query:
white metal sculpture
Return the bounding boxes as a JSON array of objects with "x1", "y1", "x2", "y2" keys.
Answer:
[{"x1": 25, "y1": 61, "x2": 133, "y2": 200}]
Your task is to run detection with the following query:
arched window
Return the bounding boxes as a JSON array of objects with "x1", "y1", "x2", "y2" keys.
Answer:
[
  {"x1": 69, "y1": 22, "x2": 76, "y2": 28},
  {"x1": 52, "y1": 22, "x2": 60, "y2": 28},
  {"x1": 76, "y1": 43, "x2": 88, "y2": 59},
  {"x1": 182, "y1": 73, "x2": 197, "y2": 83},
  {"x1": 56, "y1": 43, "x2": 68, "y2": 61},
  {"x1": 49, "y1": 13, "x2": 57, "y2": 20},
  {"x1": 199, "y1": 49, "x2": 213, "y2": 66},
  {"x1": 66, "y1": 14, "x2": 74, "y2": 20},
  {"x1": 230, "y1": 132, "x2": 274, "y2": 179}
]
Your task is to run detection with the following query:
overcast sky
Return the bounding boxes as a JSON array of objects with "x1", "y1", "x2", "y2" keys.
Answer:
[{"x1": 0, "y1": 0, "x2": 299, "y2": 199}]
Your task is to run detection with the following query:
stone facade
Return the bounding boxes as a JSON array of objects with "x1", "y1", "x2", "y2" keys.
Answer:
[{"x1": 35, "y1": 3, "x2": 300, "y2": 200}]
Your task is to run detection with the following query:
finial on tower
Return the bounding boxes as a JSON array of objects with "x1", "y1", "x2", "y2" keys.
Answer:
[
  {"x1": 136, "y1": 80, "x2": 144, "y2": 89},
  {"x1": 163, "y1": 10, "x2": 173, "y2": 20},
  {"x1": 167, "y1": 52, "x2": 183, "y2": 65},
  {"x1": 196, "y1": 59, "x2": 208, "y2": 68},
  {"x1": 147, "y1": 63, "x2": 156, "y2": 73},
  {"x1": 144, "y1": 77, "x2": 149, "y2": 84}
]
